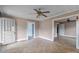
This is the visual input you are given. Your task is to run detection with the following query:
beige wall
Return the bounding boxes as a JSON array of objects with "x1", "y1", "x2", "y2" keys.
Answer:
[
  {"x1": 55, "y1": 21, "x2": 76, "y2": 37},
  {"x1": 16, "y1": 18, "x2": 53, "y2": 41},
  {"x1": 35, "y1": 21, "x2": 39, "y2": 37},
  {"x1": 39, "y1": 20, "x2": 52, "y2": 40},
  {"x1": 16, "y1": 18, "x2": 76, "y2": 41},
  {"x1": 64, "y1": 21, "x2": 76, "y2": 37},
  {"x1": 16, "y1": 19, "x2": 27, "y2": 41},
  {"x1": 16, "y1": 19, "x2": 39, "y2": 41},
  {"x1": 54, "y1": 22, "x2": 58, "y2": 37}
]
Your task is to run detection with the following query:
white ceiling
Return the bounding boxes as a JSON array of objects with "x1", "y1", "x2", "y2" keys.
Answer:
[{"x1": 0, "y1": 5, "x2": 79, "y2": 21}]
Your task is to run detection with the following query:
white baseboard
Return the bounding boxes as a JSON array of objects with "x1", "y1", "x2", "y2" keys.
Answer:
[
  {"x1": 38, "y1": 36, "x2": 54, "y2": 41},
  {"x1": 17, "y1": 39, "x2": 26, "y2": 41},
  {"x1": 60, "y1": 34, "x2": 76, "y2": 38}
]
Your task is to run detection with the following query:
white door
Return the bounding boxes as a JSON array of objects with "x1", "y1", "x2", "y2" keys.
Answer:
[
  {"x1": 27, "y1": 22, "x2": 35, "y2": 40},
  {"x1": 0, "y1": 18, "x2": 16, "y2": 45},
  {"x1": 0, "y1": 19, "x2": 1, "y2": 43}
]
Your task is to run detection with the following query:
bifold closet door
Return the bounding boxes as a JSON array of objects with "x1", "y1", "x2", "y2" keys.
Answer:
[{"x1": 1, "y1": 18, "x2": 16, "y2": 44}]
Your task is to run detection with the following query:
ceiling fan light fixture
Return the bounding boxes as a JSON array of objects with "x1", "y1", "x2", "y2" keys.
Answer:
[{"x1": 33, "y1": 8, "x2": 50, "y2": 18}]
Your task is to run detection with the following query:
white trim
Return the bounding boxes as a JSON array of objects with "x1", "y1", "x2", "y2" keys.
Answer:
[
  {"x1": 38, "y1": 36, "x2": 53, "y2": 41},
  {"x1": 51, "y1": 13, "x2": 79, "y2": 21},
  {"x1": 76, "y1": 19, "x2": 79, "y2": 49},
  {"x1": 17, "y1": 39, "x2": 26, "y2": 41},
  {"x1": 52, "y1": 20, "x2": 55, "y2": 41},
  {"x1": 60, "y1": 34, "x2": 76, "y2": 38}
]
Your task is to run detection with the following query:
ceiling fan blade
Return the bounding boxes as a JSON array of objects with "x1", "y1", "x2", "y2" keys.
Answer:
[
  {"x1": 34, "y1": 9, "x2": 39, "y2": 12},
  {"x1": 41, "y1": 13, "x2": 47, "y2": 17},
  {"x1": 42, "y1": 11, "x2": 50, "y2": 13}
]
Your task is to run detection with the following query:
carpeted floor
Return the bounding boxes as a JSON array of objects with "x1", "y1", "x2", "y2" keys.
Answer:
[{"x1": 0, "y1": 37, "x2": 79, "y2": 53}]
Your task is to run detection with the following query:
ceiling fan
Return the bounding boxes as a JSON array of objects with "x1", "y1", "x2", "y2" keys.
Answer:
[
  {"x1": 59, "y1": 18, "x2": 76, "y2": 24},
  {"x1": 34, "y1": 8, "x2": 50, "y2": 18}
]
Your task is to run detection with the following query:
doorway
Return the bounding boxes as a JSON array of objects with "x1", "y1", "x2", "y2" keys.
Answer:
[
  {"x1": 55, "y1": 19, "x2": 76, "y2": 47},
  {"x1": 57, "y1": 24, "x2": 59, "y2": 39},
  {"x1": 27, "y1": 22, "x2": 35, "y2": 40}
]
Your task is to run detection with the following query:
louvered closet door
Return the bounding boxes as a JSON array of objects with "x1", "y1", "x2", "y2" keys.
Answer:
[{"x1": 2, "y1": 18, "x2": 16, "y2": 44}]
